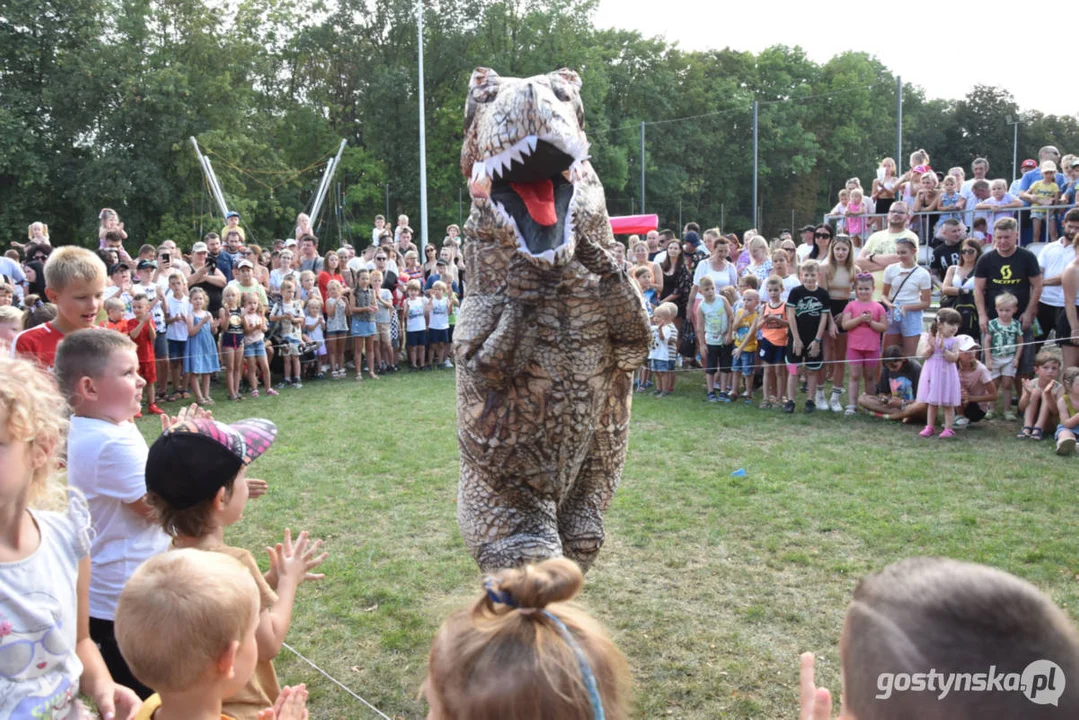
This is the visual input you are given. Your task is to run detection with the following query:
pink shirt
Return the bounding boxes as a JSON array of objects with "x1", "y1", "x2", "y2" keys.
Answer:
[
  {"x1": 845, "y1": 202, "x2": 867, "y2": 236},
  {"x1": 843, "y1": 299, "x2": 886, "y2": 351}
]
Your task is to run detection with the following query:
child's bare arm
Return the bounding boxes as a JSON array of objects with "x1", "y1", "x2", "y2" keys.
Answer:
[{"x1": 257, "y1": 530, "x2": 328, "y2": 661}]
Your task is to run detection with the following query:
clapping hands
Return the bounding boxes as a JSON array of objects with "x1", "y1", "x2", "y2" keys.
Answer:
[{"x1": 265, "y1": 529, "x2": 328, "y2": 590}]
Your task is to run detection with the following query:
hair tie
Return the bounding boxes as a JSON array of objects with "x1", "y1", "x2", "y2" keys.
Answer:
[{"x1": 481, "y1": 577, "x2": 606, "y2": 719}]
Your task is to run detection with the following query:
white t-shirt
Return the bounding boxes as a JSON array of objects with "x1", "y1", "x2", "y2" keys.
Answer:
[
  {"x1": 796, "y1": 243, "x2": 814, "y2": 262},
  {"x1": 429, "y1": 297, "x2": 450, "y2": 330},
  {"x1": 0, "y1": 493, "x2": 91, "y2": 719},
  {"x1": 781, "y1": 273, "x2": 801, "y2": 302},
  {"x1": 67, "y1": 416, "x2": 169, "y2": 620},
  {"x1": 165, "y1": 295, "x2": 192, "y2": 341},
  {"x1": 648, "y1": 325, "x2": 671, "y2": 361},
  {"x1": 698, "y1": 297, "x2": 730, "y2": 344},
  {"x1": 132, "y1": 280, "x2": 168, "y2": 332},
  {"x1": 882, "y1": 263, "x2": 932, "y2": 307},
  {"x1": 1038, "y1": 241, "x2": 1078, "y2": 307},
  {"x1": 406, "y1": 297, "x2": 427, "y2": 331},
  {"x1": 692, "y1": 260, "x2": 738, "y2": 302}
]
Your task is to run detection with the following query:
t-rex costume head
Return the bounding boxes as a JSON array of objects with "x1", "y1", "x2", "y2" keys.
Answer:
[{"x1": 454, "y1": 67, "x2": 652, "y2": 573}]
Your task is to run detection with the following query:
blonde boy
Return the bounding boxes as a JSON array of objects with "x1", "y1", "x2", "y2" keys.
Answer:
[
  {"x1": 144, "y1": 416, "x2": 326, "y2": 720},
  {"x1": 985, "y1": 292, "x2": 1023, "y2": 420},
  {"x1": 13, "y1": 246, "x2": 106, "y2": 369},
  {"x1": 0, "y1": 282, "x2": 13, "y2": 307},
  {"x1": 56, "y1": 328, "x2": 171, "y2": 697},
  {"x1": 648, "y1": 302, "x2": 678, "y2": 396},
  {"x1": 0, "y1": 305, "x2": 24, "y2": 350},
  {"x1": 116, "y1": 550, "x2": 309, "y2": 720}
]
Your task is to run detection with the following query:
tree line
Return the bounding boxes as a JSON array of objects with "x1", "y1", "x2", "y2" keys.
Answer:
[{"x1": 4, "y1": 0, "x2": 1078, "y2": 248}]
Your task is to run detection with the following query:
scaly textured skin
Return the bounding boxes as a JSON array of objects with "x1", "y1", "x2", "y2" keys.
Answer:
[{"x1": 455, "y1": 68, "x2": 652, "y2": 572}]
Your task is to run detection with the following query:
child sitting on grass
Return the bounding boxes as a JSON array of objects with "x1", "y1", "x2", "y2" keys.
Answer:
[
  {"x1": 1056, "y1": 366, "x2": 1079, "y2": 456},
  {"x1": 56, "y1": 328, "x2": 172, "y2": 698},
  {"x1": 800, "y1": 557, "x2": 1079, "y2": 719},
  {"x1": 0, "y1": 354, "x2": 141, "y2": 720},
  {"x1": 1017, "y1": 349, "x2": 1062, "y2": 440},
  {"x1": 648, "y1": 302, "x2": 678, "y2": 397},
  {"x1": 116, "y1": 549, "x2": 309, "y2": 720},
  {"x1": 144, "y1": 416, "x2": 327, "y2": 719},
  {"x1": 424, "y1": 558, "x2": 630, "y2": 720},
  {"x1": 14, "y1": 246, "x2": 107, "y2": 370}
]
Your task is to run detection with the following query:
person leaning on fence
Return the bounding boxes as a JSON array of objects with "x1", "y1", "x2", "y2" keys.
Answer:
[{"x1": 856, "y1": 201, "x2": 919, "y2": 301}]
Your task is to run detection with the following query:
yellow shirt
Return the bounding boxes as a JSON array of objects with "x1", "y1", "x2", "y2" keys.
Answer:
[
  {"x1": 134, "y1": 694, "x2": 236, "y2": 720},
  {"x1": 1029, "y1": 180, "x2": 1059, "y2": 206},
  {"x1": 220, "y1": 225, "x2": 247, "y2": 242}
]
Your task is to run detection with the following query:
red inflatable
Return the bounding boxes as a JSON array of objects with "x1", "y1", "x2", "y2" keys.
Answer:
[{"x1": 609, "y1": 214, "x2": 658, "y2": 235}]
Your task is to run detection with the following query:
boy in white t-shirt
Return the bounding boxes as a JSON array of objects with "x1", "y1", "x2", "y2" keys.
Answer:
[{"x1": 55, "y1": 328, "x2": 172, "y2": 699}]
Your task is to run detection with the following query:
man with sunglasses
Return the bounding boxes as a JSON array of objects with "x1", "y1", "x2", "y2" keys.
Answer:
[{"x1": 857, "y1": 201, "x2": 920, "y2": 300}]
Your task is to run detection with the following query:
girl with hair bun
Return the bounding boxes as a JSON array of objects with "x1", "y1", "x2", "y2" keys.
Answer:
[{"x1": 424, "y1": 557, "x2": 631, "y2": 720}]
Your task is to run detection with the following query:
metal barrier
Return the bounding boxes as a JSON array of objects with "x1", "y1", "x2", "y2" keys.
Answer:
[{"x1": 823, "y1": 202, "x2": 1074, "y2": 257}]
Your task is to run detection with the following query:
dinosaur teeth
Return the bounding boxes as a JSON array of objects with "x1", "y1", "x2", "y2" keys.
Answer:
[{"x1": 471, "y1": 162, "x2": 487, "y2": 182}]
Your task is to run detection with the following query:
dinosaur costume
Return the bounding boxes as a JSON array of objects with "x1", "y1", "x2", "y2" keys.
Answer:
[{"x1": 454, "y1": 67, "x2": 652, "y2": 572}]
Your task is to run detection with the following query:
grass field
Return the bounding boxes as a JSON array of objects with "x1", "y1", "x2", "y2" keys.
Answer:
[{"x1": 137, "y1": 368, "x2": 1079, "y2": 719}]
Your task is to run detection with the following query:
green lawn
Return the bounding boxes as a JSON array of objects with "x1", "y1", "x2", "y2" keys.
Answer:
[{"x1": 137, "y1": 369, "x2": 1079, "y2": 719}]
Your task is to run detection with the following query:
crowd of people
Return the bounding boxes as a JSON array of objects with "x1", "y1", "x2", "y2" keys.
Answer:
[{"x1": 1, "y1": 177, "x2": 1078, "y2": 717}]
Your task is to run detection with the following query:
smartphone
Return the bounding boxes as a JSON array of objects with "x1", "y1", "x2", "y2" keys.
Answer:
[{"x1": 162, "y1": 252, "x2": 171, "y2": 263}]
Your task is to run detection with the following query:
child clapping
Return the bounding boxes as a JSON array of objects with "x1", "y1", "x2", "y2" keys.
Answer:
[{"x1": 144, "y1": 417, "x2": 327, "y2": 719}]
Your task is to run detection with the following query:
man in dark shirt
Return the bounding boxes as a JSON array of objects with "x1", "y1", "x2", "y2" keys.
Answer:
[
  {"x1": 930, "y1": 219, "x2": 963, "y2": 282},
  {"x1": 974, "y1": 217, "x2": 1042, "y2": 375}
]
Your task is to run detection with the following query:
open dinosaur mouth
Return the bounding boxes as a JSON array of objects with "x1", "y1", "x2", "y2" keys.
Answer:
[{"x1": 471, "y1": 135, "x2": 587, "y2": 263}]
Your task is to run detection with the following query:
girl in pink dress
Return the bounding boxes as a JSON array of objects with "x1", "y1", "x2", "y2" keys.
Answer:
[
  {"x1": 917, "y1": 308, "x2": 963, "y2": 438},
  {"x1": 844, "y1": 188, "x2": 868, "y2": 246}
]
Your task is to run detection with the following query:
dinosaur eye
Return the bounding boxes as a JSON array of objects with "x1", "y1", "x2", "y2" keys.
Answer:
[{"x1": 464, "y1": 87, "x2": 498, "y2": 132}]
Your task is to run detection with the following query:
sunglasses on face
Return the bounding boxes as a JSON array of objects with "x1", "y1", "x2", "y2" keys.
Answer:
[
  {"x1": 961, "y1": 248, "x2": 977, "y2": 254},
  {"x1": 814, "y1": 232, "x2": 832, "y2": 239},
  {"x1": 376, "y1": 257, "x2": 387, "y2": 261}
]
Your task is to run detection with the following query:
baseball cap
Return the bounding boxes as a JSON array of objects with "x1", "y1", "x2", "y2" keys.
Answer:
[
  {"x1": 1021, "y1": 158, "x2": 1038, "y2": 170},
  {"x1": 955, "y1": 334, "x2": 980, "y2": 352},
  {"x1": 799, "y1": 224, "x2": 816, "y2": 233},
  {"x1": 1040, "y1": 160, "x2": 1057, "y2": 173},
  {"x1": 192, "y1": 241, "x2": 209, "y2": 253},
  {"x1": 284, "y1": 238, "x2": 298, "y2": 247},
  {"x1": 346, "y1": 257, "x2": 366, "y2": 273},
  {"x1": 108, "y1": 262, "x2": 130, "y2": 275},
  {"x1": 237, "y1": 258, "x2": 254, "y2": 269},
  {"x1": 136, "y1": 259, "x2": 157, "y2": 270},
  {"x1": 684, "y1": 230, "x2": 701, "y2": 248},
  {"x1": 146, "y1": 418, "x2": 277, "y2": 510},
  {"x1": 436, "y1": 258, "x2": 448, "y2": 266},
  {"x1": 226, "y1": 210, "x2": 240, "y2": 219}
]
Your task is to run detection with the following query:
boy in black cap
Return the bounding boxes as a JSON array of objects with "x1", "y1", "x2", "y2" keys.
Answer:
[{"x1": 145, "y1": 417, "x2": 328, "y2": 720}]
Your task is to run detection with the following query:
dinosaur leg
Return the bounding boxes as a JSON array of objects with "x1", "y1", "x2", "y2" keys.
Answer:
[
  {"x1": 599, "y1": 273, "x2": 653, "y2": 372},
  {"x1": 458, "y1": 464, "x2": 563, "y2": 572},
  {"x1": 557, "y1": 372, "x2": 633, "y2": 572}
]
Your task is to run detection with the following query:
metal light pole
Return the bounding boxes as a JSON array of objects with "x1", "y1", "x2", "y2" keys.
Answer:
[
  {"x1": 895, "y1": 75, "x2": 902, "y2": 168},
  {"x1": 752, "y1": 101, "x2": 759, "y2": 229},
  {"x1": 640, "y1": 122, "x2": 646, "y2": 214},
  {"x1": 416, "y1": 0, "x2": 429, "y2": 255},
  {"x1": 1009, "y1": 119, "x2": 1021, "y2": 182}
]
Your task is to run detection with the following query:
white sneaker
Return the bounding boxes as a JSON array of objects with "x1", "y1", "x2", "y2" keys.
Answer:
[
  {"x1": 844, "y1": 405, "x2": 857, "y2": 417},
  {"x1": 953, "y1": 416, "x2": 970, "y2": 429},
  {"x1": 829, "y1": 390, "x2": 843, "y2": 413},
  {"x1": 443, "y1": 359, "x2": 454, "y2": 368},
  {"x1": 814, "y1": 389, "x2": 826, "y2": 407}
]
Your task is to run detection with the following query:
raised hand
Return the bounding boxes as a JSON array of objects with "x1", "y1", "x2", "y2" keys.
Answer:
[{"x1": 799, "y1": 652, "x2": 835, "y2": 720}]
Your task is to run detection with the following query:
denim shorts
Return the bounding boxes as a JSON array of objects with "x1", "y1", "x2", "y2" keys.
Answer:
[
  {"x1": 167, "y1": 339, "x2": 186, "y2": 361},
  {"x1": 886, "y1": 309, "x2": 923, "y2": 338},
  {"x1": 350, "y1": 319, "x2": 376, "y2": 338},
  {"x1": 732, "y1": 350, "x2": 755, "y2": 375},
  {"x1": 243, "y1": 339, "x2": 266, "y2": 358},
  {"x1": 650, "y1": 358, "x2": 675, "y2": 372},
  {"x1": 154, "y1": 332, "x2": 169, "y2": 359},
  {"x1": 757, "y1": 338, "x2": 785, "y2": 365}
]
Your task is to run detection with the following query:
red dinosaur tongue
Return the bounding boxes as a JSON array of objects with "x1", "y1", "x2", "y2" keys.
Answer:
[{"x1": 509, "y1": 180, "x2": 557, "y2": 226}]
